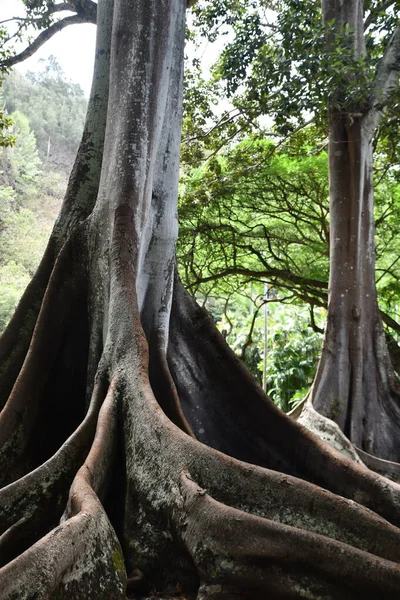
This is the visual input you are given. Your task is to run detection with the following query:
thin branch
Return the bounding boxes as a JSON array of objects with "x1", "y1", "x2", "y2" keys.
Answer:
[
  {"x1": 381, "y1": 310, "x2": 400, "y2": 334},
  {"x1": 367, "y1": 22, "x2": 400, "y2": 129},
  {"x1": 182, "y1": 109, "x2": 242, "y2": 144},
  {"x1": 186, "y1": 266, "x2": 328, "y2": 292},
  {"x1": 0, "y1": 13, "x2": 96, "y2": 69},
  {"x1": 376, "y1": 255, "x2": 400, "y2": 284},
  {"x1": 0, "y1": 4, "x2": 73, "y2": 26},
  {"x1": 240, "y1": 305, "x2": 262, "y2": 361},
  {"x1": 310, "y1": 305, "x2": 324, "y2": 334},
  {"x1": 364, "y1": 1, "x2": 396, "y2": 31}
]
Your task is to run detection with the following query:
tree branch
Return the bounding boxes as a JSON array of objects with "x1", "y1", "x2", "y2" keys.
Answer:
[
  {"x1": 364, "y1": 1, "x2": 396, "y2": 30},
  {"x1": 186, "y1": 266, "x2": 328, "y2": 293},
  {"x1": 368, "y1": 23, "x2": 400, "y2": 129},
  {"x1": 240, "y1": 305, "x2": 262, "y2": 361},
  {"x1": 310, "y1": 305, "x2": 325, "y2": 334},
  {"x1": 381, "y1": 310, "x2": 400, "y2": 334},
  {"x1": 0, "y1": 13, "x2": 96, "y2": 69},
  {"x1": 0, "y1": 4, "x2": 74, "y2": 25},
  {"x1": 184, "y1": 264, "x2": 400, "y2": 336}
]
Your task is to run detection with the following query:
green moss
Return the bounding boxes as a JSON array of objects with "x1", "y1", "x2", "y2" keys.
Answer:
[
  {"x1": 329, "y1": 398, "x2": 344, "y2": 420},
  {"x1": 111, "y1": 545, "x2": 127, "y2": 584}
]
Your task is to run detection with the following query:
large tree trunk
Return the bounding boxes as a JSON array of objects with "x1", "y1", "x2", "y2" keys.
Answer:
[
  {"x1": 311, "y1": 114, "x2": 400, "y2": 462},
  {"x1": 2, "y1": 1, "x2": 400, "y2": 598},
  {"x1": 309, "y1": 0, "x2": 400, "y2": 465}
]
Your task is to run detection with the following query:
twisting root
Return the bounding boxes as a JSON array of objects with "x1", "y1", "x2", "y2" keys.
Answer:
[
  {"x1": 0, "y1": 373, "x2": 108, "y2": 567},
  {"x1": 0, "y1": 229, "x2": 88, "y2": 485},
  {"x1": 0, "y1": 378, "x2": 125, "y2": 600},
  {"x1": 149, "y1": 334, "x2": 194, "y2": 436},
  {"x1": 0, "y1": 240, "x2": 58, "y2": 410},
  {"x1": 356, "y1": 446, "x2": 400, "y2": 483},
  {"x1": 179, "y1": 472, "x2": 400, "y2": 599}
]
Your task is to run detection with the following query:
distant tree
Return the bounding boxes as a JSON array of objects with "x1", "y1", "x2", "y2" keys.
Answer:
[
  {"x1": 0, "y1": 110, "x2": 41, "y2": 195},
  {"x1": 0, "y1": 109, "x2": 59, "y2": 330},
  {"x1": 3, "y1": 61, "x2": 88, "y2": 173},
  {"x1": 189, "y1": 0, "x2": 400, "y2": 468},
  {"x1": 179, "y1": 135, "x2": 400, "y2": 342}
]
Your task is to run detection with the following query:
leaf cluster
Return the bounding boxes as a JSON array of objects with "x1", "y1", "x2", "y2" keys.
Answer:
[
  {"x1": 178, "y1": 129, "x2": 400, "y2": 321},
  {"x1": 190, "y1": 0, "x2": 400, "y2": 138}
]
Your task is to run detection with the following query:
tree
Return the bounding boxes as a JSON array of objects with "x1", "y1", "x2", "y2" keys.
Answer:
[
  {"x1": 186, "y1": 0, "x2": 400, "y2": 467},
  {"x1": 0, "y1": 108, "x2": 64, "y2": 331},
  {"x1": 178, "y1": 135, "x2": 400, "y2": 373},
  {"x1": 309, "y1": 0, "x2": 400, "y2": 464},
  {"x1": 3, "y1": 62, "x2": 88, "y2": 173},
  {"x1": 3, "y1": 1, "x2": 400, "y2": 598}
]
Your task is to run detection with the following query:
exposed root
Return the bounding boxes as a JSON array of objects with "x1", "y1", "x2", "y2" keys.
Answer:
[
  {"x1": 183, "y1": 449, "x2": 400, "y2": 560},
  {"x1": 65, "y1": 376, "x2": 118, "y2": 512},
  {"x1": 0, "y1": 230, "x2": 87, "y2": 485},
  {"x1": 356, "y1": 447, "x2": 400, "y2": 483},
  {"x1": 295, "y1": 400, "x2": 364, "y2": 463},
  {"x1": 0, "y1": 377, "x2": 125, "y2": 600},
  {"x1": 0, "y1": 374, "x2": 108, "y2": 566},
  {"x1": 168, "y1": 282, "x2": 400, "y2": 526},
  {"x1": 179, "y1": 473, "x2": 400, "y2": 599},
  {"x1": 293, "y1": 398, "x2": 400, "y2": 483},
  {"x1": 149, "y1": 336, "x2": 194, "y2": 436},
  {"x1": 0, "y1": 485, "x2": 125, "y2": 600}
]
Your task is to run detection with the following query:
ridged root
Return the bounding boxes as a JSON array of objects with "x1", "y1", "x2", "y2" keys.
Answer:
[{"x1": 0, "y1": 378, "x2": 125, "y2": 599}]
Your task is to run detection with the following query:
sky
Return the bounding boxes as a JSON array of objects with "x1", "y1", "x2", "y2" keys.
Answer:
[
  {"x1": 2, "y1": 0, "x2": 97, "y2": 95},
  {"x1": 1, "y1": 1, "x2": 224, "y2": 97}
]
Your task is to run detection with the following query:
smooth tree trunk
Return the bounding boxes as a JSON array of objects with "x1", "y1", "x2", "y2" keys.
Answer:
[
  {"x1": 308, "y1": 0, "x2": 400, "y2": 466},
  {"x1": 311, "y1": 114, "x2": 400, "y2": 462},
  {"x1": 2, "y1": 1, "x2": 400, "y2": 598}
]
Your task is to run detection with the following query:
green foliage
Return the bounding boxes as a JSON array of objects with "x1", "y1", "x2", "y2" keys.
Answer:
[
  {"x1": 179, "y1": 125, "x2": 400, "y2": 323},
  {"x1": 179, "y1": 133, "x2": 331, "y2": 306},
  {"x1": 0, "y1": 27, "x2": 14, "y2": 148},
  {"x1": 0, "y1": 201, "x2": 48, "y2": 274},
  {"x1": 0, "y1": 184, "x2": 42, "y2": 330},
  {"x1": 191, "y1": 0, "x2": 400, "y2": 136},
  {"x1": 3, "y1": 59, "x2": 87, "y2": 173},
  {"x1": 184, "y1": 0, "x2": 400, "y2": 184},
  {"x1": 0, "y1": 261, "x2": 31, "y2": 332},
  {"x1": 213, "y1": 289, "x2": 323, "y2": 411},
  {"x1": 22, "y1": 0, "x2": 62, "y2": 28},
  {"x1": 373, "y1": 168, "x2": 400, "y2": 317},
  {"x1": 264, "y1": 305, "x2": 322, "y2": 412},
  {"x1": 0, "y1": 111, "x2": 42, "y2": 200},
  {"x1": 0, "y1": 108, "x2": 14, "y2": 149},
  {"x1": 0, "y1": 67, "x2": 84, "y2": 332}
]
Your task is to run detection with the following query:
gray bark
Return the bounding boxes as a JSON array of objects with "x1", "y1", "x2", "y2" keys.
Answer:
[{"x1": 310, "y1": 0, "x2": 400, "y2": 464}]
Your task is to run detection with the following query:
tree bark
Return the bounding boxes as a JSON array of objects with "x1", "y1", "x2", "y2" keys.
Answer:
[
  {"x1": 309, "y1": 0, "x2": 400, "y2": 465},
  {"x1": 311, "y1": 114, "x2": 400, "y2": 461},
  {"x1": 2, "y1": 0, "x2": 400, "y2": 598}
]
